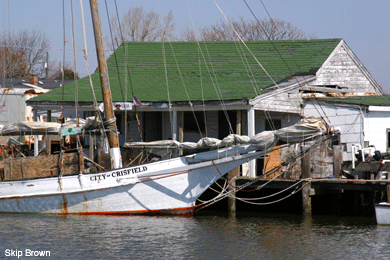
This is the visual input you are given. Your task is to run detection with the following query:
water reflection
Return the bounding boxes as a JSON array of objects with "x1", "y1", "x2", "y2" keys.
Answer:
[{"x1": 0, "y1": 212, "x2": 390, "y2": 259}]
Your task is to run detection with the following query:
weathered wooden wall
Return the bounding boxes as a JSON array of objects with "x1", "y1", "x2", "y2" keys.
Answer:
[
  {"x1": 314, "y1": 43, "x2": 380, "y2": 93},
  {"x1": 304, "y1": 103, "x2": 364, "y2": 161},
  {"x1": 2, "y1": 152, "x2": 79, "y2": 181}
]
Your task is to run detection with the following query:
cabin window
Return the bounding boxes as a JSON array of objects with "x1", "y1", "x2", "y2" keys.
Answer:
[{"x1": 265, "y1": 119, "x2": 281, "y2": 131}]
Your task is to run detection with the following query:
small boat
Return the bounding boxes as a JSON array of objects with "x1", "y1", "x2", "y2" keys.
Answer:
[{"x1": 375, "y1": 202, "x2": 390, "y2": 225}]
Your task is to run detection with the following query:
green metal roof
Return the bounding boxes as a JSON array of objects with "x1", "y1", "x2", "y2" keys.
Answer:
[
  {"x1": 315, "y1": 95, "x2": 390, "y2": 107},
  {"x1": 31, "y1": 39, "x2": 341, "y2": 103}
]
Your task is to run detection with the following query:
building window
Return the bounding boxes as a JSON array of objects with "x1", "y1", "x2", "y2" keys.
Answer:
[
  {"x1": 387, "y1": 129, "x2": 390, "y2": 152},
  {"x1": 265, "y1": 119, "x2": 281, "y2": 131},
  {"x1": 184, "y1": 111, "x2": 205, "y2": 132}
]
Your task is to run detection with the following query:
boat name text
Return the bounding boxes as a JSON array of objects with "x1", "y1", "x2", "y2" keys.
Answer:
[{"x1": 90, "y1": 166, "x2": 148, "y2": 181}]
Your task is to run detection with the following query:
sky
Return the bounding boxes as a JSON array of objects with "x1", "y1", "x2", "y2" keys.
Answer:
[{"x1": 2, "y1": 0, "x2": 390, "y2": 93}]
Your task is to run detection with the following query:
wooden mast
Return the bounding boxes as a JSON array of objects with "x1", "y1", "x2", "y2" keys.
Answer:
[{"x1": 89, "y1": 0, "x2": 122, "y2": 169}]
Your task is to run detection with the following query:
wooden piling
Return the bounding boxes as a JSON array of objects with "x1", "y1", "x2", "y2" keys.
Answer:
[
  {"x1": 302, "y1": 182, "x2": 312, "y2": 216},
  {"x1": 301, "y1": 145, "x2": 312, "y2": 216},
  {"x1": 227, "y1": 110, "x2": 242, "y2": 217},
  {"x1": 333, "y1": 145, "x2": 343, "y2": 178},
  {"x1": 227, "y1": 169, "x2": 236, "y2": 217}
]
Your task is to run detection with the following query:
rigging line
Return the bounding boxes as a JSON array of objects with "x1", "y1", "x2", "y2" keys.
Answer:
[
  {"x1": 234, "y1": 40, "x2": 261, "y2": 95},
  {"x1": 241, "y1": 0, "x2": 308, "y2": 107},
  {"x1": 203, "y1": 43, "x2": 235, "y2": 134},
  {"x1": 244, "y1": 0, "x2": 332, "y2": 126},
  {"x1": 243, "y1": 137, "x2": 328, "y2": 193},
  {"x1": 168, "y1": 42, "x2": 204, "y2": 138},
  {"x1": 79, "y1": 0, "x2": 107, "y2": 138},
  {"x1": 161, "y1": 41, "x2": 174, "y2": 139},
  {"x1": 197, "y1": 137, "x2": 326, "y2": 209},
  {"x1": 257, "y1": 0, "x2": 311, "y2": 85},
  {"x1": 198, "y1": 41, "x2": 235, "y2": 135},
  {"x1": 264, "y1": 110, "x2": 276, "y2": 131},
  {"x1": 103, "y1": 5, "x2": 126, "y2": 102},
  {"x1": 197, "y1": 181, "x2": 230, "y2": 204},
  {"x1": 212, "y1": 1, "x2": 286, "y2": 133},
  {"x1": 213, "y1": 0, "x2": 279, "y2": 89},
  {"x1": 79, "y1": 0, "x2": 99, "y2": 110},
  {"x1": 262, "y1": 110, "x2": 274, "y2": 131},
  {"x1": 185, "y1": 0, "x2": 208, "y2": 135},
  {"x1": 186, "y1": 0, "x2": 233, "y2": 135},
  {"x1": 198, "y1": 46, "x2": 208, "y2": 136},
  {"x1": 61, "y1": 0, "x2": 66, "y2": 123},
  {"x1": 104, "y1": 0, "x2": 130, "y2": 140},
  {"x1": 69, "y1": 0, "x2": 79, "y2": 125},
  {"x1": 235, "y1": 180, "x2": 311, "y2": 206},
  {"x1": 113, "y1": 0, "x2": 143, "y2": 142},
  {"x1": 236, "y1": 179, "x2": 306, "y2": 201},
  {"x1": 1, "y1": 0, "x2": 7, "y2": 86}
]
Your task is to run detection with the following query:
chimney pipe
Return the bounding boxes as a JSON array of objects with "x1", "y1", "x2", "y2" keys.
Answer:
[{"x1": 29, "y1": 77, "x2": 38, "y2": 86}]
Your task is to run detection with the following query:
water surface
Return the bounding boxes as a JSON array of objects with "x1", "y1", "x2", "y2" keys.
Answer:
[{"x1": 0, "y1": 212, "x2": 389, "y2": 259}]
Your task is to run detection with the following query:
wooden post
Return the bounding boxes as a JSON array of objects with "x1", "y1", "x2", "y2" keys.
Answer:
[
  {"x1": 178, "y1": 111, "x2": 184, "y2": 156},
  {"x1": 301, "y1": 145, "x2": 312, "y2": 216},
  {"x1": 45, "y1": 109, "x2": 52, "y2": 155},
  {"x1": 227, "y1": 110, "x2": 241, "y2": 217},
  {"x1": 387, "y1": 184, "x2": 390, "y2": 203},
  {"x1": 227, "y1": 169, "x2": 236, "y2": 217},
  {"x1": 302, "y1": 182, "x2": 312, "y2": 216},
  {"x1": 47, "y1": 110, "x2": 52, "y2": 123},
  {"x1": 333, "y1": 145, "x2": 343, "y2": 178},
  {"x1": 89, "y1": 134, "x2": 95, "y2": 162},
  {"x1": 33, "y1": 109, "x2": 39, "y2": 156},
  {"x1": 45, "y1": 136, "x2": 51, "y2": 155},
  {"x1": 301, "y1": 145, "x2": 311, "y2": 179},
  {"x1": 247, "y1": 108, "x2": 256, "y2": 178}
]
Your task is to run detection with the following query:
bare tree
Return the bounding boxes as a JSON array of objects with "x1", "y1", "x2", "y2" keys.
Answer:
[
  {"x1": 180, "y1": 17, "x2": 315, "y2": 41},
  {"x1": 0, "y1": 30, "x2": 50, "y2": 78},
  {"x1": 46, "y1": 61, "x2": 79, "y2": 80},
  {"x1": 107, "y1": 6, "x2": 175, "y2": 50},
  {"x1": 0, "y1": 46, "x2": 28, "y2": 78}
]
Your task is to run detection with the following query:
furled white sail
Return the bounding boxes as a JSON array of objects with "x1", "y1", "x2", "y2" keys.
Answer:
[
  {"x1": 123, "y1": 117, "x2": 327, "y2": 151},
  {"x1": 0, "y1": 117, "x2": 100, "y2": 136}
]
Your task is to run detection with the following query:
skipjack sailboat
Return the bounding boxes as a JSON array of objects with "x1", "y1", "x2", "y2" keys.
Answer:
[{"x1": 0, "y1": 0, "x2": 327, "y2": 215}]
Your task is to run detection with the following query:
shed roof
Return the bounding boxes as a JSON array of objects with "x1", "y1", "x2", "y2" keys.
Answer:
[
  {"x1": 311, "y1": 95, "x2": 390, "y2": 107},
  {"x1": 0, "y1": 78, "x2": 71, "y2": 90},
  {"x1": 30, "y1": 39, "x2": 341, "y2": 103}
]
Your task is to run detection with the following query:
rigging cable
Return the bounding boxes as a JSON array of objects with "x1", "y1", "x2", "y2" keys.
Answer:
[
  {"x1": 161, "y1": 41, "x2": 175, "y2": 140},
  {"x1": 212, "y1": 0, "x2": 290, "y2": 133},
  {"x1": 186, "y1": 0, "x2": 235, "y2": 136},
  {"x1": 242, "y1": 0, "x2": 332, "y2": 126},
  {"x1": 195, "y1": 135, "x2": 330, "y2": 210},
  {"x1": 69, "y1": 0, "x2": 79, "y2": 126},
  {"x1": 104, "y1": 0, "x2": 130, "y2": 141},
  {"x1": 78, "y1": 0, "x2": 109, "y2": 146},
  {"x1": 60, "y1": 0, "x2": 66, "y2": 124},
  {"x1": 185, "y1": 1, "x2": 209, "y2": 136},
  {"x1": 168, "y1": 42, "x2": 205, "y2": 138},
  {"x1": 113, "y1": 0, "x2": 143, "y2": 142}
]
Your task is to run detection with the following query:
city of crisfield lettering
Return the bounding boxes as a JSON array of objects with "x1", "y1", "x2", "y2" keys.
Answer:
[{"x1": 90, "y1": 166, "x2": 148, "y2": 181}]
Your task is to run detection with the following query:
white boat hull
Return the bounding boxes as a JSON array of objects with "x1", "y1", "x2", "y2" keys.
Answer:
[
  {"x1": 375, "y1": 202, "x2": 390, "y2": 225},
  {"x1": 0, "y1": 151, "x2": 260, "y2": 215}
]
